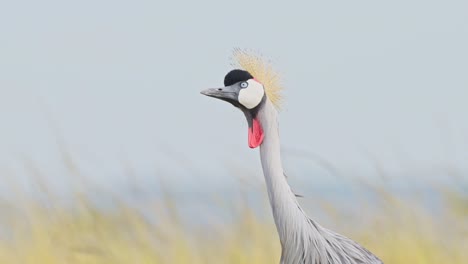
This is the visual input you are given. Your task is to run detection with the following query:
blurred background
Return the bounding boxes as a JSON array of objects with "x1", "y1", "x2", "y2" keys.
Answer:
[{"x1": 0, "y1": 0, "x2": 467, "y2": 263}]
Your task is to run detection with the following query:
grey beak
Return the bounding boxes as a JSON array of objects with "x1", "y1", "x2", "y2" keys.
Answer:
[
  {"x1": 200, "y1": 88, "x2": 223, "y2": 97},
  {"x1": 200, "y1": 86, "x2": 240, "y2": 102}
]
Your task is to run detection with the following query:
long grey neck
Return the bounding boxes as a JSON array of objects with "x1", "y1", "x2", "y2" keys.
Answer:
[
  {"x1": 256, "y1": 100, "x2": 383, "y2": 264},
  {"x1": 257, "y1": 100, "x2": 310, "y2": 245}
]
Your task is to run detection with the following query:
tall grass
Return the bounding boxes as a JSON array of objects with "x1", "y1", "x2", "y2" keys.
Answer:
[{"x1": 0, "y1": 156, "x2": 466, "y2": 264}]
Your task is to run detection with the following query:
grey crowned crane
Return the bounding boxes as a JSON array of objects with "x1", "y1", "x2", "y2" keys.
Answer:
[{"x1": 201, "y1": 50, "x2": 383, "y2": 264}]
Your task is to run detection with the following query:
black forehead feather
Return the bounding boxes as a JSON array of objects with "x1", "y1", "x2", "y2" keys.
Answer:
[{"x1": 224, "y1": 69, "x2": 253, "y2": 86}]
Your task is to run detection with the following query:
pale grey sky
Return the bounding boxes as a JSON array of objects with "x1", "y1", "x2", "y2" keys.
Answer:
[{"x1": 1, "y1": 1, "x2": 467, "y2": 189}]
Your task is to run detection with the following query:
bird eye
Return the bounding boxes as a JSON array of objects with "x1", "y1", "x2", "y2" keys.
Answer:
[{"x1": 240, "y1": 82, "x2": 248, "y2": 88}]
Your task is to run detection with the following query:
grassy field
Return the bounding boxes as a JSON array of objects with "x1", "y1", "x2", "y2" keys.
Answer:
[{"x1": 0, "y1": 159, "x2": 466, "y2": 264}]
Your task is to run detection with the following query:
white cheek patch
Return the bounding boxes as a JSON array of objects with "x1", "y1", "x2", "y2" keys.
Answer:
[{"x1": 238, "y1": 79, "x2": 264, "y2": 109}]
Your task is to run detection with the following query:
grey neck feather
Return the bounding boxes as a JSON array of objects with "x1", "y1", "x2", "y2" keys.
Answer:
[{"x1": 257, "y1": 100, "x2": 383, "y2": 264}]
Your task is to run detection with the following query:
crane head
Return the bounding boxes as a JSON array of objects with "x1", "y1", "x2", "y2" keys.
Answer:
[{"x1": 201, "y1": 69, "x2": 265, "y2": 148}]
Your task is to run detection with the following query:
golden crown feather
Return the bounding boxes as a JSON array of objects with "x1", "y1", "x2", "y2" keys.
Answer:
[{"x1": 231, "y1": 48, "x2": 284, "y2": 110}]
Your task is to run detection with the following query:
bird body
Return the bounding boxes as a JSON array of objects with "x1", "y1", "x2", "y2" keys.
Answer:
[
  {"x1": 258, "y1": 99, "x2": 383, "y2": 264},
  {"x1": 201, "y1": 50, "x2": 383, "y2": 264}
]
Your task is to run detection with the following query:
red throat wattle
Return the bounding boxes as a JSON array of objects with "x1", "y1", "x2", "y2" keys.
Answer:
[{"x1": 248, "y1": 118, "x2": 264, "y2": 148}]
